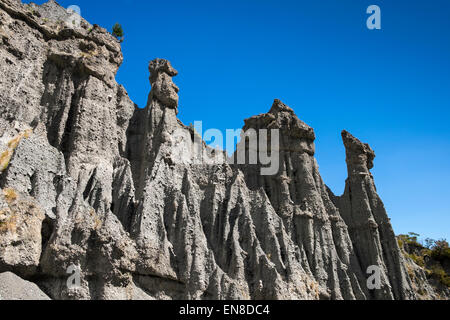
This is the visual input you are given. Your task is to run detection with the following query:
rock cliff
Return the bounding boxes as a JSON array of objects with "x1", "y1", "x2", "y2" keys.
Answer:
[{"x1": 0, "y1": 0, "x2": 446, "y2": 300}]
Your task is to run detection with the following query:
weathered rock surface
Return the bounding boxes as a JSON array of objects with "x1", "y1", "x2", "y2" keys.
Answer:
[
  {"x1": 0, "y1": 187, "x2": 45, "y2": 277},
  {"x1": 0, "y1": 272, "x2": 50, "y2": 300},
  {"x1": 0, "y1": 0, "x2": 446, "y2": 300}
]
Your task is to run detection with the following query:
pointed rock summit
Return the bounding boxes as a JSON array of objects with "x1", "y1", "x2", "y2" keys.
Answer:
[
  {"x1": 342, "y1": 130, "x2": 375, "y2": 173},
  {"x1": 247, "y1": 99, "x2": 315, "y2": 138}
]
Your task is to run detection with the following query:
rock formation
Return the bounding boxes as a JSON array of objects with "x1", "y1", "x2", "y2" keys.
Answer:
[
  {"x1": 0, "y1": 0, "x2": 446, "y2": 300},
  {"x1": 0, "y1": 272, "x2": 50, "y2": 300}
]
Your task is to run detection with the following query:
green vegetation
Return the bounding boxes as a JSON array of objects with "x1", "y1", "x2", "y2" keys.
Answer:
[
  {"x1": 26, "y1": 5, "x2": 41, "y2": 18},
  {"x1": 398, "y1": 232, "x2": 421, "y2": 246},
  {"x1": 398, "y1": 232, "x2": 449, "y2": 288},
  {"x1": 430, "y1": 239, "x2": 450, "y2": 262},
  {"x1": 112, "y1": 23, "x2": 124, "y2": 42},
  {"x1": 429, "y1": 265, "x2": 450, "y2": 287},
  {"x1": 408, "y1": 253, "x2": 425, "y2": 267}
]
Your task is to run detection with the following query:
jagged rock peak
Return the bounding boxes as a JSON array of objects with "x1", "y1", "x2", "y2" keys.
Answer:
[
  {"x1": 342, "y1": 130, "x2": 375, "y2": 172},
  {"x1": 149, "y1": 58, "x2": 178, "y2": 79},
  {"x1": 269, "y1": 98, "x2": 295, "y2": 114},
  {"x1": 342, "y1": 130, "x2": 375, "y2": 157},
  {"x1": 244, "y1": 99, "x2": 315, "y2": 141}
]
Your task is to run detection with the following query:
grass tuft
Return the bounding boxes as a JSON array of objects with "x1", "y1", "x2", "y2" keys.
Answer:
[
  {"x1": 0, "y1": 209, "x2": 17, "y2": 234},
  {"x1": 0, "y1": 130, "x2": 33, "y2": 173},
  {"x1": 3, "y1": 188, "x2": 18, "y2": 202}
]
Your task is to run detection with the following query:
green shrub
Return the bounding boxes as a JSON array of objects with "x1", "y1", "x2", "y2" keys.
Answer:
[
  {"x1": 408, "y1": 253, "x2": 425, "y2": 267},
  {"x1": 429, "y1": 239, "x2": 449, "y2": 262},
  {"x1": 397, "y1": 238, "x2": 404, "y2": 249},
  {"x1": 398, "y1": 233, "x2": 422, "y2": 247},
  {"x1": 112, "y1": 23, "x2": 124, "y2": 40},
  {"x1": 429, "y1": 265, "x2": 450, "y2": 287},
  {"x1": 431, "y1": 247, "x2": 450, "y2": 261}
]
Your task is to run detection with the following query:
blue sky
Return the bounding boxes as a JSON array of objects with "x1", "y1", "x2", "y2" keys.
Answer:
[{"x1": 25, "y1": 0, "x2": 450, "y2": 241}]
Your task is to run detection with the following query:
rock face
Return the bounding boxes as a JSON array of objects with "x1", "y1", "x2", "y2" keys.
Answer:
[
  {"x1": 0, "y1": 187, "x2": 45, "y2": 276},
  {"x1": 0, "y1": 0, "x2": 445, "y2": 300},
  {"x1": 0, "y1": 272, "x2": 50, "y2": 300},
  {"x1": 334, "y1": 131, "x2": 412, "y2": 299}
]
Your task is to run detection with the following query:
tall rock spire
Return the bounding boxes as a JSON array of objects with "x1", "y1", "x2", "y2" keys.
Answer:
[
  {"x1": 127, "y1": 58, "x2": 181, "y2": 196},
  {"x1": 337, "y1": 130, "x2": 415, "y2": 299},
  {"x1": 148, "y1": 58, "x2": 179, "y2": 112}
]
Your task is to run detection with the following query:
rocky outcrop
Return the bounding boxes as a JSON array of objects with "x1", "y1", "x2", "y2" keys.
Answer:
[
  {"x1": 0, "y1": 0, "x2": 142, "y2": 300},
  {"x1": 0, "y1": 187, "x2": 45, "y2": 277},
  {"x1": 0, "y1": 272, "x2": 50, "y2": 300},
  {"x1": 332, "y1": 131, "x2": 413, "y2": 299},
  {"x1": 397, "y1": 236, "x2": 450, "y2": 300},
  {"x1": 0, "y1": 0, "x2": 444, "y2": 300}
]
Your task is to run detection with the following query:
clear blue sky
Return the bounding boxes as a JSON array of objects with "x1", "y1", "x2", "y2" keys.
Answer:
[{"x1": 25, "y1": 0, "x2": 450, "y2": 241}]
